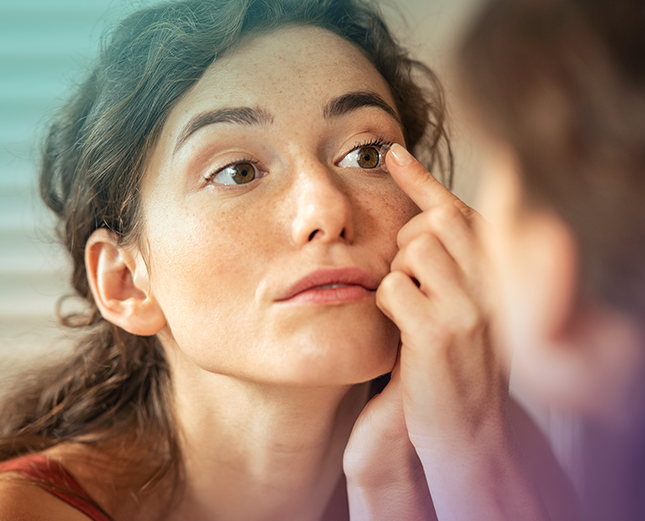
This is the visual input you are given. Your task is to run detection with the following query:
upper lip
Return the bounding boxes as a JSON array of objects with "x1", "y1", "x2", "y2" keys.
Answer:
[{"x1": 276, "y1": 267, "x2": 379, "y2": 301}]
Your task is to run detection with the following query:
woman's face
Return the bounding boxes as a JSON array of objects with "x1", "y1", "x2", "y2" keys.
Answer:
[{"x1": 140, "y1": 26, "x2": 418, "y2": 386}]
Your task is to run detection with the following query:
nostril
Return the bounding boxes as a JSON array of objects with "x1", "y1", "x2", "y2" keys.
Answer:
[{"x1": 307, "y1": 227, "x2": 347, "y2": 242}]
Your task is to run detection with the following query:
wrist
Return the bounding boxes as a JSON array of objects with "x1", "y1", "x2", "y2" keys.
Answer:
[
  {"x1": 411, "y1": 423, "x2": 550, "y2": 521},
  {"x1": 344, "y1": 440, "x2": 426, "y2": 490}
]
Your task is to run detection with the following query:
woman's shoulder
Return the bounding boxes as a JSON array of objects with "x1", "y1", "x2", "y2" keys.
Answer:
[
  {"x1": 0, "y1": 447, "x2": 173, "y2": 521},
  {"x1": 0, "y1": 451, "x2": 114, "y2": 521},
  {"x1": 0, "y1": 473, "x2": 92, "y2": 521}
]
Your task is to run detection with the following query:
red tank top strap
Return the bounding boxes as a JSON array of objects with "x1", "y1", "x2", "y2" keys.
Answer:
[{"x1": 0, "y1": 454, "x2": 112, "y2": 521}]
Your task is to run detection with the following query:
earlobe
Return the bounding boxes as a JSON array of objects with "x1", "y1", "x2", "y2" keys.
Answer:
[
  {"x1": 85, "y1": 229, "x2": 166, "y2": 336},
  {"x1": 520, "y1": 210, "x2": 579, "y2": 342}
]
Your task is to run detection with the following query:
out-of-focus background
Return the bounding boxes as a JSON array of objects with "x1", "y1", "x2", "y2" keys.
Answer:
[{"x1": 0, "y1": 0, "x2": 485, "y2": 385}]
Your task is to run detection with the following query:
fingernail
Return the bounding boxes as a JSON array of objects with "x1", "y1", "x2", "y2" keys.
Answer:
[{"x1": 389, "y1": 143, "x2": 414, "y2": 166}]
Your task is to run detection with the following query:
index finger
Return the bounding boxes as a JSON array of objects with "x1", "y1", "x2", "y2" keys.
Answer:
[{"x1": 386, "y1": 143, "x2": 471, "y2": 215}]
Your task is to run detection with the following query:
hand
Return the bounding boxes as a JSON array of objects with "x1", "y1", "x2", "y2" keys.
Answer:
[
  {"x1": 375, "y1": 144, "x2": 549, "y2": 521},
  {"x1": 344, "y1": 364, "x2": 437, "y2": 521},
  {"x1": 378, "y1": 144, "x2": 503, "y2": 447}
]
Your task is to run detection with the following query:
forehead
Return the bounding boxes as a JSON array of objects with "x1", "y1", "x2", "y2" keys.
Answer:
[{"x1": 165, "y1": 25, "x2": 395, "y2": 127}]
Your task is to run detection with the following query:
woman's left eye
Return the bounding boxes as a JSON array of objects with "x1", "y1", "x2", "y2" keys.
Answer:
[{"x1": 338, "y1": 145, "x2": 388, "y2": 171}]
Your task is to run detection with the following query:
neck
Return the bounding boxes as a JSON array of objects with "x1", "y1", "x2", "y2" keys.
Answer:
[{"x1": 167, "y1": 355, "x2": 369, "y2": 521}]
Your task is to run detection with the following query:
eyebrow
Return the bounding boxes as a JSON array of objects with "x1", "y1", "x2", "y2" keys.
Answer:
[
  {"x1": 323, "y1": 91, "x2": 401, "y2": 125},
  {"x1": 173, "y1": 91, "x2": 400, "y2": 155},
  {"x1": 173, "y1": 107, "x2": 274, "y2": 154}
]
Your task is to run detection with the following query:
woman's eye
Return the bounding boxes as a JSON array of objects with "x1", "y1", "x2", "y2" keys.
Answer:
[
  {"x1": 338, "y1": 146, "x2": 386, "y2": 170},
  {"x1": 209, "y1": 161, "x2": 261, "y2": 185}
]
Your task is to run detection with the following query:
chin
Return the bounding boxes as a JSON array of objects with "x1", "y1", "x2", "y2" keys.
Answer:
[
  {"x1": 169, "y1": 304, "x2": 400, "y2": 388},
  {"x1": 270, "y1": 314, "x2": 400, "y2": 387}
]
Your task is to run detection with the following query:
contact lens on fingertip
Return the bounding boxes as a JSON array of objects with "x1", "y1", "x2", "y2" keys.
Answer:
[{"x1": 378, "y1": 143, "x2": 392, "y2": 173}]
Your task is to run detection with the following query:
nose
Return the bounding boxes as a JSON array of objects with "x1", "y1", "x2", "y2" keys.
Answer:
[{"x1": 290, "y1": 163, "x2": 354, "y2": 246}]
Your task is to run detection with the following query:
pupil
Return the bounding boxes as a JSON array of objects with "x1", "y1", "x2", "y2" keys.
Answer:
[
  {"x1": 357, "y1": 147, "x2": 379, "y2": 168},
  {"x1": 233, "y1": 162, "x2": 255, "y2": 184}
]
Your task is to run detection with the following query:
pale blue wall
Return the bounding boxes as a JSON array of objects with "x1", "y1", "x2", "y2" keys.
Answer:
[
  {"x1": 0, "y1": 1, "x2": 139, "y2": 321},
  {"x1": 0, "y1": 1, "x2": 149, "y2": 373}
]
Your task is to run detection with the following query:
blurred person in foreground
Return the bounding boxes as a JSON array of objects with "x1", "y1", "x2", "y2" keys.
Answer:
[{"x1": 459, "y1": 0, "x2": 645, "y2": 518}]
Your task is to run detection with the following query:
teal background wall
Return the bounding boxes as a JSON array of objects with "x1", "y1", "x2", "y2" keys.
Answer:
[{"x1": 0, "y1": 0, "x2": 145, "y2": 375}]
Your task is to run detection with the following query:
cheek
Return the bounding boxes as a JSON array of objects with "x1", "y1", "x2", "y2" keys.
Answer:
[
  {"x1": 478, "y1": 170, "x2": 532, "y2": 355},
  {"x1": 150, "y1": 221, "x2": 254, "y2": 299},
  {"x1": 140, "y1": 177, "x2": 417, "y2": 384},
  {"x1": 144, "y1": 203, "x2": 280, "y2": 364},
  {"x1": 356, "y1": 179, "x2": 419, "y2": 257}
]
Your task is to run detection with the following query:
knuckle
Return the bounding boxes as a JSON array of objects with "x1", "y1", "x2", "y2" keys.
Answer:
[
  {"x1": 458, "y1": 203, "x2": 476, "y2": 220},
  {"x1": 389, "y1": 248, "x2": 404, "y2": 272},
  {"x1": 455, "y1": 300, "x2": 485, "y2": 335},
  {"x1": 405, "y1": 233, "x2": 436, "y2": 260},
  {"x1": 437, "y1": 202, "x2": 461, "y2": 222},
  {"x1": 412, "y1": 204, "x2": 463, "y2": 239},
  {"x1": 377, "y1": 271, "x2": 403, "y2": 297},
  {"x1": 396, "y1": 220, "x2": 418, "y2": 249},
  {"x1": 455, "y1": 201, "x2": 482, "y2": 226},
  {"x1": 376, "y1": 272, "x2": 410, "y2": 317},
  {"x1": 426, "y1": 203, "x2": 459, "y2": 226}
]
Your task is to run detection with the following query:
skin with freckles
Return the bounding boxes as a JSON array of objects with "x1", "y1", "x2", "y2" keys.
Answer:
[{"x1": 140, "y1": 26, "x2": 418, "y2": 388}]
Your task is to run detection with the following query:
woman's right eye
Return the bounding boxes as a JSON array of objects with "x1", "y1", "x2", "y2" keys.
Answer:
[
  {"x1": 337, "y1": 142, "x2": 390, "y2": 173},
  {"x1": 207, "y1": 161, "x2": 264, "y2": 185}
]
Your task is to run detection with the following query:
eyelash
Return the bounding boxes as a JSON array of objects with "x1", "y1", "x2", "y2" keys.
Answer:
[
  {"x1": 203, "y1": 137, "x2": 393, "y2": 186},
  {"x1": 351, "y1": 137, "x2": 391, "y2": 151},
  {"x1": 338, "y1": 137, "x2": 393, "y2": 172}
]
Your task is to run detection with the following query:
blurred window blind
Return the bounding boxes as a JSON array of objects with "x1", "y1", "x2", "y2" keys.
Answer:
[{"x1": 0, "y1": 1, "x2": 130, "y2": 378}]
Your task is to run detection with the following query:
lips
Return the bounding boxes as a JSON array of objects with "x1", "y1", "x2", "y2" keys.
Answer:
[{"x1": 277, "y1": 267, "x2": 379, "y2": 303}]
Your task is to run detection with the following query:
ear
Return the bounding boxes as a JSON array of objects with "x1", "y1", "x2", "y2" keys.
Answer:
[
  {"x1": 85, "y1": 228, "x2": 166, "y2": 336},
  {"x1": 517, "y1": 209, "x2": 579, "y2": 342}
]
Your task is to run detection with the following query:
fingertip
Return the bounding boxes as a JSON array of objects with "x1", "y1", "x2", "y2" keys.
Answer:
[
  {"x1": 389, "y1": 143, "x2": 415, "y2": 166},
  {"x1": 386, "y1": 144, "x2": 452, "y2": 213}
]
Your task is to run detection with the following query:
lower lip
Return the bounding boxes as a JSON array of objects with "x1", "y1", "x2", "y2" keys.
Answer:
[{"x1": 280, "y1": 285, "x2": 372, "y2": 305}]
